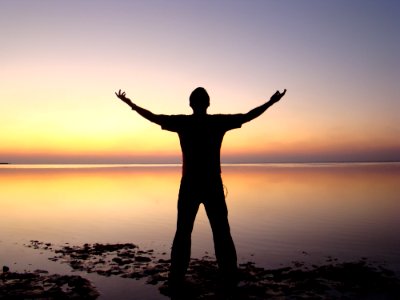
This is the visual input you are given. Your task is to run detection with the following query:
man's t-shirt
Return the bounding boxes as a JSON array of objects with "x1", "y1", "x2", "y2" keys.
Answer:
[{"x1": 158, "y1": 114, "x2": 245, "y2": 176}]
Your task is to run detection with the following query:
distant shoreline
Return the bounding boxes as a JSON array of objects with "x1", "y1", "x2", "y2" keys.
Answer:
[
  {"x1": 0, "y1": 162, "x2": 399, "y2": 171},
  {"x1": 0, "y1": 160, "x2": 399, "y2": 166}
]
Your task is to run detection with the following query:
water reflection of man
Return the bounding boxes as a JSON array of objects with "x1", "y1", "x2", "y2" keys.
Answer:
[{"x1": 115, "y1": 87, "x2": 286, "y2": 295}]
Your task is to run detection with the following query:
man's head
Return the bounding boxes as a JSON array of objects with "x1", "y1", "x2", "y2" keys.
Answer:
[{"x1": 190, "y1": 87, "x2": 210, "y2": 114}]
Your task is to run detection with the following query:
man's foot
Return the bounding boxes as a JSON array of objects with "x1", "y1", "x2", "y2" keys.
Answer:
[
  {"x1": 167, "y1": 273, "x2": 186, "y2": 299},
  {"x1": 216, "y1": 273, "x2": 238, "y2": 300}
]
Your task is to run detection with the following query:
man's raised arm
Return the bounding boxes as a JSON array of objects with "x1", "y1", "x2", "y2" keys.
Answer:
[
  {"x1": 115, "y1": 90, "x2": 164, "y2": 125},
  {"x1": 241, "y1": 89, "x2": 286, "y2": 123}
]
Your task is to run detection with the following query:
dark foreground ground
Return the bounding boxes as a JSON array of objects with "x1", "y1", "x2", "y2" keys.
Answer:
[{"x1": 1, "y1": 241, "x2": 400, "y2": 299}]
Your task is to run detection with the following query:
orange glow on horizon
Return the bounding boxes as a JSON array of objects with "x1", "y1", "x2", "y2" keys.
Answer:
[{"x1": 1, "y1": 1, "x2": 399, "y2": 164}]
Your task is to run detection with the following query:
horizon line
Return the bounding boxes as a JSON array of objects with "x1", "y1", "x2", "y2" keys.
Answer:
[{"x1": 1, "y1": 160, "x2": 399, "y2": 165}]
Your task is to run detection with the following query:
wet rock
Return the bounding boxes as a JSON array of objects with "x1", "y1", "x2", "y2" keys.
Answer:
[
  {"x1": 24, "y1": 241, "x2": 400, "y2": 299},
  {"x1": 112, "y1": 257, "x2": 134, "y2": 265},
  {"x1": 117, "y1": 250, "x2": 135, "y2": 258},
  {"x1": 159, "y1": 258, "x2": 400, "y2": 299},
  {"x1": 26, "y1": 241, "x2": 155, "y2": 284},
  {"x1": 0, "y1": 271, "x2": 99, "y2": 299},
  {"x1": 33, "y1": 269, "x2": 48, "y2": 274},
  {"x1": 135, "y1": 256, "x2": 152, "y2": 262}
]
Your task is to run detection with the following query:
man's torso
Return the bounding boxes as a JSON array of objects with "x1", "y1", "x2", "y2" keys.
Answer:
[{"x1": 159, "y1": 114, "x2": 244, "y2": 176}]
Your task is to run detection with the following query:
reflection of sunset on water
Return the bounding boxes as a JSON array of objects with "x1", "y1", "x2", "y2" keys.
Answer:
[
  {"x1": 1, "y1": 164, "x2": 399, "y2": 271},
  {"x1": 223, "y1": 164, "x2": 400, "y2": 247},
  {"x1": 0, "y1": 166, "x2": 181, "y2": 244}
]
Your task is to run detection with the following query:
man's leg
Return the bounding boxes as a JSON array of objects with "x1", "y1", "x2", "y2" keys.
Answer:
[
  {"x1": 204, "y1": 179, "x2": 238, "y2": 284},
  {"x1": 170, "y1": 179, "x2": 200, "y2": 284}
]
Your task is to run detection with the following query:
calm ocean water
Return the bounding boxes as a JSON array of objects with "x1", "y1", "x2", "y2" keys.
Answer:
[{"x1": 1, "y1": 163, "x2": 399, "y2": 299}]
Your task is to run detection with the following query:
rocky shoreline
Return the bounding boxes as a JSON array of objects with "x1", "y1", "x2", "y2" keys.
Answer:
[
  {"x1": 0, "y1": 268, "x2": 99, "y2": 299},
  {"x1": 1, "y1": 240, "x2": 399, "y2": 299}
]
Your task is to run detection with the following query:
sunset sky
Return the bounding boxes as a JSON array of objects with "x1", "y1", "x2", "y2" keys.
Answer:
[{"x1": 1, "y1": 0, "x2": 399, "y2": 164}]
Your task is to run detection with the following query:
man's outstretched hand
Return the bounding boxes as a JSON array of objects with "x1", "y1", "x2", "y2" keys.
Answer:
[
  {"x1": 269, "y1": 89, "x2": 287, "y2": 104},
  {"x1": 115, "y1": 89, "x2": 134, "y2": 106}
]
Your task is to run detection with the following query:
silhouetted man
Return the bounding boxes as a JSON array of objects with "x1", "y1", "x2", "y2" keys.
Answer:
[{"x1": 115, "y1": 87, "x2": 286, "y2": 294}]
